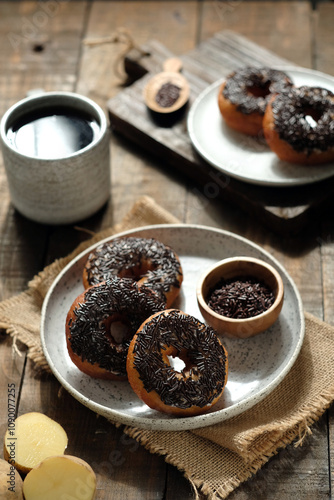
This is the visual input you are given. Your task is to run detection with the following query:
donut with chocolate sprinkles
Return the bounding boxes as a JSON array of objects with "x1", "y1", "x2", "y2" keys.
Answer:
[
  {"x1": 127, "y1": 309, "x2": 228, "y2": 416},
  {"x1": 263, "y1": 85, "x2": 334, "y2": 164},
  {"x1": 66, "y1": 277, "x2": 165, "y2": 380},
  {"x1": 83, "y1": 237, "x2": 183, "y2": 308},
  {"x1": 218, "y1": 66, "x2": 293, "y2": 136}
]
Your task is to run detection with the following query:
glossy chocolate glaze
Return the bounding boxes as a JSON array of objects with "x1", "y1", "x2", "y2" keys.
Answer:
[
  {"x1": 270, "y1": 86, "x2": 334, "y2": 154},
  {"x1": 222, "y1": 67, "x2": 293, "y2": 115},
  {"x1": 132, "y1": 310, "x2": 228, "y2": 409}
]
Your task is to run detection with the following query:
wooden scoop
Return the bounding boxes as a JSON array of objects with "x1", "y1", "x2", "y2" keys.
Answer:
[{"x1": 143, "y1": 57, "x2": 190, "y2": 114}]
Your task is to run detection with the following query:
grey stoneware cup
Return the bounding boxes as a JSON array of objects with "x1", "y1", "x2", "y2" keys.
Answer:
[{"x1": 0, "y1": 91, "x2": 111, "y2": 225}]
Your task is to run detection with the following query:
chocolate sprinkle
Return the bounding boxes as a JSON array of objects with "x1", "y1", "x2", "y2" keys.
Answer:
[
  {"x1": 222, "y1": 67, "x2": 293, "y2": 115},
  {"x1": 270, "y1": 86, "x2": 334, "y2": 154},
  {"x1": 84, "y1": 237, "x2": 183, "y2": 304},
  {"x1": 207, "y1": 276, "x2": 275, "y2": 319},
  {"x1": 67, "y1": 277, "x2": 165, "y2": 377},
  {"x1": 132, "y1": 310, "x2": 228, "y2": 409},
  {"x1": 155, "y1": 82, "x2": 181, "y2": 108}
]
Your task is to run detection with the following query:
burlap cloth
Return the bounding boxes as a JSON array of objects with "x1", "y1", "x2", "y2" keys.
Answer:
[{"x1": 1, "y1": 195, "x2": 334, "y2": 499}]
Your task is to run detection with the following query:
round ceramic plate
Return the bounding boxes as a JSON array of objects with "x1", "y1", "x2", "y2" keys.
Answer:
[
  {"x1": 40, "y1": 225, "x2": 304, "y2": 431},
  {"x1": 187, "y1": 67, "x2": 334, "y2": 187}
]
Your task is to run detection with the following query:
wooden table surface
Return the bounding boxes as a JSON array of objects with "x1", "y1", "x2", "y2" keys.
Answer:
[{"x1": 1, "y1": 1, "x2": 334, "y2": 499}]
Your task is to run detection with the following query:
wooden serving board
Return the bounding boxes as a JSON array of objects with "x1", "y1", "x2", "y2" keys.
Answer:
[{"x1": 107, "y1": 30, "x2": 334, "y2": 234}]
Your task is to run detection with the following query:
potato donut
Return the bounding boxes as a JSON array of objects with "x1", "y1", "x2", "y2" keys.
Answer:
[
  {"x1": 83, "y1": 237, "x2": 183, "y2": 307},
  {"x1": 263, "y1": 85, "x2": 334, "y2": 164},
  {"x1": 66, "y1": 277, "x2": 165, "y2": 380},
  {"x1": 218, "y1": 66, "x2": 293, "y2": 136},
  {"x1": 127, "y1": 309, "x2": 228, "y2": 416}
]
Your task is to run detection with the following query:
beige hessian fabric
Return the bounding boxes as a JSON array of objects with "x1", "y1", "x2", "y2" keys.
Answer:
[{"x1": 1, "y1": 195, "x2": 334, "y2": 499}]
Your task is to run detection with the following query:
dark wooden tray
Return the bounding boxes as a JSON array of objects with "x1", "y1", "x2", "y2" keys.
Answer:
[{"x1": 107, "y1": 30, "x2": 334, "y2": 234}]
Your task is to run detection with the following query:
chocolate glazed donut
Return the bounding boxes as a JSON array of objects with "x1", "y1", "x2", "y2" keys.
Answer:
[
  {"x1": 218, "y1": 67, "x2": 293, "y2": 136},
  {"x1": 66, "y1": 277, "x2": 165, "y2": 380},
  {"x1": 83, "y1": 237, "x2": 183, "y2": 307},
  {"x1": 263, "y1": 86, "x2": 334, "y2": 164},
  {"x1": 127, "y1": 309, "x2": 228, "y2": 416}
]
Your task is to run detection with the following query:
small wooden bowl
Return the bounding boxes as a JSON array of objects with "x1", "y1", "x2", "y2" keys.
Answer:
[{"x1": 196, "y1": 256, "x2": 284, "y2": 338}]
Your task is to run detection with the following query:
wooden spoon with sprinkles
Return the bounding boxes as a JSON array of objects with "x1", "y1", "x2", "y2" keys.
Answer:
[{"x1": 143, "y1": 57, "x2": 190, "y2": 114}]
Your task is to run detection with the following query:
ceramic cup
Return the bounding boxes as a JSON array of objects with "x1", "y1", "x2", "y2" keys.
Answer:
[{"x1": 0, "y1": 91, "x2": 111, "y2": 225}]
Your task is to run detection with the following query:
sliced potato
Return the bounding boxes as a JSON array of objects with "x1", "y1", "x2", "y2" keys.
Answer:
[
  {"x1": 0, "y1": 458, "x2": 23, "y2": 499},
  {"x1": 23, "y1": 455, "x2": 96, "y2": 500},
  {"x1": 3, "y1": 412, "x2": 68, "y2": 474}
]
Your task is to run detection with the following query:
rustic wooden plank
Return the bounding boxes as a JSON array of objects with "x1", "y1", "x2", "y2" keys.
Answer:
[
  {"x1": 314, "y1": 3, "x2": 334, "y2": 497},
  {"x1": 313, "y1": 2, "x2": 334, "y2": 77},
  {"x1": 0, "y1": 1, "x2": 50, "y2": 451},
  {"x1": 0, "y1": 1, "x2": 87, "y2": 108},
  {"x1": 321, "y1": 215, "x2": 334, "y2": 498},
  {"x1": 79, "y1": 1, "x2": 199, "y2": 100},
  {"x1": 165, "y1": 464, "x2": 196, "y2": 500},
  {"x1": 200, "y1": 1, "x2": 313, "y2": 69},
  {"x1": 0, "y1": 0, "x2": 90, "y2": 286},
  {"x1": 0, "y1": 335, "x2": 27, "y2": 450},
  {"x1": 77, "y1": 0, "x2": 200, "y2": 228}
]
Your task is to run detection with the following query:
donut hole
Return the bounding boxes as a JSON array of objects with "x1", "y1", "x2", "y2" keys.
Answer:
[
  {"x1": 105, "y1": 314, "x2": 133, "y2": 344},
  {"x1": 118, "y1": 262, "x2": 154, "y2": 282},
  {"x1": 164, "y1": 347, "x2": 197, "y2": 378},
  {"x1": 246, "y1": 82, "x2": 271, "y2": 98},
  {"x1": 167, "y1": 355, "x2": 186, "y2": 373},
  {"x1": 303, "y1": 107, "x2": 323, "y2": 128}
]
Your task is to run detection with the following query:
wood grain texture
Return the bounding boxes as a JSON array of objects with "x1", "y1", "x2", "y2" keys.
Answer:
[
  {"x1": 78, "y1": 0, "x2": 199, "y2": 228},
  {"x1": 201, "y1": 1, "x2": 313, "y2": 68},
  {"x1": 313, "y1": 2, "x2": 334, "y2": 76},
  {"x1": 315, "y1": 5, "x2": 334, "y2": 497},
  {"x1": 0, "y1": 335, "x2": 27, "y2": 449},
  {"x1": 0, "y1": 1, "x2": 90, "y2": 291},
  {"x1": 314, "y1": 5, "x2": 334, "y2": 498}
]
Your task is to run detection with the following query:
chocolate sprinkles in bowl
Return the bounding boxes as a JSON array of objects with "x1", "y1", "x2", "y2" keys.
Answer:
[
  {"x1": 207, "y1": 276, "x2": 276, "y2": 319},
  {"x1": 197, "y1": 256, "x2": 284, "y2": 339}
]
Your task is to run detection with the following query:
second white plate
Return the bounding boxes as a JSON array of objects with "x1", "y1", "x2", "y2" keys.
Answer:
[{"x1": 187, "y1": 67, "x2": 334, "y2": 187}]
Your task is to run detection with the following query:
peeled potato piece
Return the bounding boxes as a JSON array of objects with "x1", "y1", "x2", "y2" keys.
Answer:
[
  {"x1": 3, "y1": 412, "x2": 68, "y2": 474},
  {"x1": 0, "y1": 458, "x2": 23, "y2": 499},
  {"x1": 23, "y1": 455, "x2": 96, "y2": 500}
]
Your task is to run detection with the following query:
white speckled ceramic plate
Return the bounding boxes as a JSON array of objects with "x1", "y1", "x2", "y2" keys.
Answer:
[
  {"x1": 187, "y1": 67, "x2": 334, "y2": 187},
  {"x1": 41, "y1": 225, "x2": 304, "y2": 431}
]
